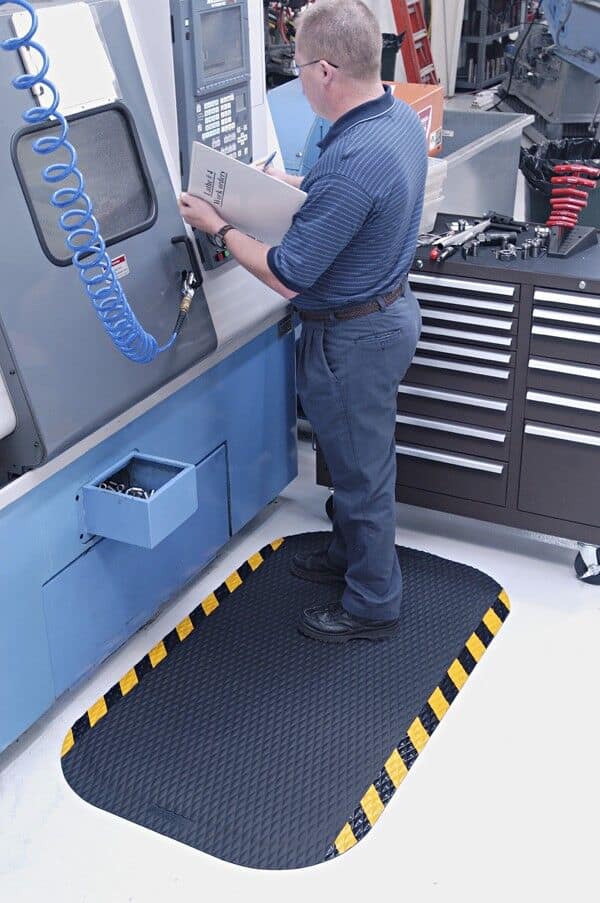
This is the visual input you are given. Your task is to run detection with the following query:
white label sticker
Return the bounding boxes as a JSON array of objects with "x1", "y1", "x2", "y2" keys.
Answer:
[{"x1": 111, "y1": 254, "x2": 129, "y2": 279}]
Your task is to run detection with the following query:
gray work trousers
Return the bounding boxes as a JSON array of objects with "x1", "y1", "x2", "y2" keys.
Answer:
[{"x1": 297, "y1": 291, "x2": 421, "y2": 620}]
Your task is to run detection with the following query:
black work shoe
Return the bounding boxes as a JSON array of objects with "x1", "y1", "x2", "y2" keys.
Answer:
[
  {"x1": 290, "y1": 549, "x2": 345, "y2": 585},
  {"x1": 298, "y1": 603, "x2": 399, "y2": 643}
]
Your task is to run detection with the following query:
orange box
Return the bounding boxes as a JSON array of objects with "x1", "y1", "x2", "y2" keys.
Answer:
[{"x1": 386, "y1": 82, "x2": 444, "y2": 156}]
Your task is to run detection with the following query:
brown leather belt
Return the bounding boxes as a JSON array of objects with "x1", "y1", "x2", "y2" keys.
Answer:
[{"x1": 297, "y1": 282, "x2": 406, "y2": 322}]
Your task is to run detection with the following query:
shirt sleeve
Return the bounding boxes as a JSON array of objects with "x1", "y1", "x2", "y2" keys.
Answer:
[{"x1": 266, "y1": 174, "x2": 374, "y2": 293}]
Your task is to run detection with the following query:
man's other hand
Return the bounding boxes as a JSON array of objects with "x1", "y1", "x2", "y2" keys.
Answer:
[
  {"x1": 178, "y1": 193, "x2": 225, "y2": 234},
  {"x1": 252, "y1": 161, "x2": 290, "y2": 184}
]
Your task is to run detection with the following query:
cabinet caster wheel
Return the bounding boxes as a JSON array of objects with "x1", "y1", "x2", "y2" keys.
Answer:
[
  {"x1": 325, "y1": 493, "x2": 334, "y2": 522},
  {"x1": 574, "y1": 548, "x2": 600, "y2": 585}
]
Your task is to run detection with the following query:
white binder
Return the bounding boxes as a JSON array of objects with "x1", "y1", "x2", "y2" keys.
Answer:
[{"x1": 187, "y1": 142, "x2": 307, "y2": 246}]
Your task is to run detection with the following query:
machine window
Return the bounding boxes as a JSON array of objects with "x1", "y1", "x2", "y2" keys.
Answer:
[
  {"x1": 200, "y1": 7, "x2": 243, "y2": 78},
  {"x1": 12, "y1": 104, "x2": 157, "y2": 267}
]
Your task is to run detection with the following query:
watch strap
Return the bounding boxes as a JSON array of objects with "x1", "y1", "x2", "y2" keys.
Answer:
[{"x1": 215, "y1": 224, "x2": 236, "y2": 247}]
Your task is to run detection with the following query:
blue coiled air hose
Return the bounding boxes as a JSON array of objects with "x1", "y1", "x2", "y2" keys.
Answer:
[{"x1": 0, "y1": 0, "x2": 181, "y2": 363}]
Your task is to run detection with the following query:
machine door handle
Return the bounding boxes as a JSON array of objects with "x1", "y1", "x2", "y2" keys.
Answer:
[
  {"x1": 534, "y1": 289, "x2": 600, "y2": 310},
  {"x1": 413, "y1": 289, "x2": 515, "y2": 314},
  {"x1": 526, "y1": 391, "x2": 600, "y2": 413},
  {"x1": 420, "y1": 325, "x2": 513, "y2": 347},
  {"x1": 411, "y1": 355, "x2": 510, "y2": 379},
  {"x1": 171, "y1": 234, "x2": 204, "y2": 288},
  {"x1": 532, "y1": 325, "x2": 600, "y2": 344},
  {"x1": 398, "y1": 384, "x2": 508, "y2": 410},
  {"x1": 524, "y1": 424, "x2": 600, "y2": 447},
  {"x1": 420, "y1": 307, "x2": 513, "y2": 330},
  {"x1": 396, "y1": 414, "x2": 506, "y2": 442},
  {"x1": 409, "y1": 273, "x2": 515, "y2": 297},
  {"x1": 417, "y1": 341, "x2": 512, "y2": 363},
  {"x1": 395, "y1": 444, "x2": 505, "y2": 474}
]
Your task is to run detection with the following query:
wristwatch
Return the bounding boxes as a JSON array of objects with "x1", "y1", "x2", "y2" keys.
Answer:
[{"x1": 214, "y1": 223, "x2": 237, "y2": 249}]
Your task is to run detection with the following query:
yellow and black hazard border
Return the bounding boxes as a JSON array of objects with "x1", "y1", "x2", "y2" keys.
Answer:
[
  {"x1": 60, "y1": 538, "x2": 285, "y2": 760},
  {"x1": 61, "y1": 539, "x2": 509, "y2": 868},
  {"x1": 324, "y1": 588, "x2": 511, "y2": 860}
]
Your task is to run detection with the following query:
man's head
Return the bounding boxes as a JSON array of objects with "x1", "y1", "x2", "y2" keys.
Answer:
[{"x1": 294, "y1": 0, "x2": 383, "y2": 119}]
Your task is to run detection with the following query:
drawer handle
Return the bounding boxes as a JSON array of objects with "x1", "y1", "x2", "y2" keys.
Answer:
[
  {"x1": 420, "y1": 307, "x2": 513, "y2": 330},
  {"x1": 420, "y1": 325, "x2": 513, "y2": 347},
  {"x1": 534, "y1": 289, "x2": 600, "y2": 310},
  {"x1": 532, "y1": 325, "x2": 600, "y2": 344},
  {"x1": 529, "y1": 357, "x2": 600, "y2": 380},
  {"x1": 398, "y1": 384, "x2": 508, "y2": 411},
  {"x1": 533, "y1": 307, "x2": 600, "y2": 328},
  {"x1": 525, "y1": 424, "x2": 600, "y2": 447},
  {"x1": 409, "y1": 273, "x2": 515, "y2": 297},
  {"x1": 396, "y1": 444, "x2": 505, "y2": 474},
  {"x1": 412, "y1": 355, "x2": 510, "y2": 379},
  {"x1": 396, "y1": 414, "x2": 506, "y2": 442},
  {"x1": 526, "y1": 391, "x2": 600, "y2": 413},
  {"x1": 417, "y1": 340, "x2": 512, "y2": 364},
  {"x1": 414, "y1": 290, "x2": 515, "y2": 314}
]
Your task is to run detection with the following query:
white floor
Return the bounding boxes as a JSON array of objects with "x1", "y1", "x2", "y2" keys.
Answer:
[{"x1": 1, "y1": 438, "x2": 598, "y2": 903}]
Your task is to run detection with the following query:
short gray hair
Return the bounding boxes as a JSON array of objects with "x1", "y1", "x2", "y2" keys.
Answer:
[{"x1": 296, "y1": 0, "x2": 382, "y2": 82}]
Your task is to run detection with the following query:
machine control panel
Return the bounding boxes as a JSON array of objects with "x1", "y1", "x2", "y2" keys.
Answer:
[
  {"x1": 171, "y1": 0, "x2": 252, "y2": 269},
  {"x1": 195, "y1": 91, "x2": 249, "y2": 161}
]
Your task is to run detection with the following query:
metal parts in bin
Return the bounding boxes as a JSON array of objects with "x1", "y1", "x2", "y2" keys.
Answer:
[{"x1": 81, "y1": 452, "x2": 198, "y2": 549}]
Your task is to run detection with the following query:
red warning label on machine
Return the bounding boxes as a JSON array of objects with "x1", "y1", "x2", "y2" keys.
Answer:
[{"x1": 111, "y1": 254, "x2": 130, "y2": 279}]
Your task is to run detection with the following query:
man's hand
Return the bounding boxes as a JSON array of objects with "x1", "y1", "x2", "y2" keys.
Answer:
[
  {"x1": 252, "y1": 162, "x2": 304, "y2": 189},
  {"x1": 254, "y1": 163, "x2": 288, "y2": 183},
  {"x1": 178, "y1": 192, "x2": 226, "y2": 234}
]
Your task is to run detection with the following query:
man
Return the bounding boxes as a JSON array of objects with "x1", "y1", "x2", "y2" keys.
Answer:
[{"x1": 179, "y1": 0, "x2": 426, "y2": 643}]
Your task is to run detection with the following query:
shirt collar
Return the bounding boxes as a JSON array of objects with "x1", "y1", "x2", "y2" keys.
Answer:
[{"x1": 317, "y1": 85, "x2": 394, "y2": 152}]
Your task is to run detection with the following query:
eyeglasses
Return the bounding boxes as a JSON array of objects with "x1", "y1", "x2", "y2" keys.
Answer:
[{"x1": 293, "y1": 58, "x2": 339, "y2": 73}]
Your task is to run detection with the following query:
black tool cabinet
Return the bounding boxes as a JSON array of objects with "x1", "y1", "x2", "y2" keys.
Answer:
[{"x1": 316, "y1": 217, "x2": 600, "y2": 556}]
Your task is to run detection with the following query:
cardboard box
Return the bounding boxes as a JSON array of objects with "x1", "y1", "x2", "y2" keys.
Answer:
[{"x1": 387, "y1": 82, "x2": 444, "y2": 156}]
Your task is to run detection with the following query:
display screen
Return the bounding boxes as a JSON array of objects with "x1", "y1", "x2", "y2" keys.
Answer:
[{"x1": 201, "y1": 7, "x2": 243, "y2": 78}]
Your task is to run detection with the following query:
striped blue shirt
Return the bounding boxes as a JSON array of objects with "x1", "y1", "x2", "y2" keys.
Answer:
[{"x1": 266, "y1": 86, "x2": 427, "y2": 310}]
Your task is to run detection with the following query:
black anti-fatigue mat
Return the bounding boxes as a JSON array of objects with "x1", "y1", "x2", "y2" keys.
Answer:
[{"x1": 61, "y1": 532, "x2": 510, "y2": 869}]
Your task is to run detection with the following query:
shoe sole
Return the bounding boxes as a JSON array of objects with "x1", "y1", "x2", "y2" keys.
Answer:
[
  {"x1": 289, "y1": 559, "x2": 345, "y2": 586},
  {"x1": 297, "y1": 620, "x2": 399, "y2": 644}
]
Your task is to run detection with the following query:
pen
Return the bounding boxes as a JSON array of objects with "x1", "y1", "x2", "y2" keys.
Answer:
[{"x1": 262, "y1": 150, "x2": 277, "y2": 172}]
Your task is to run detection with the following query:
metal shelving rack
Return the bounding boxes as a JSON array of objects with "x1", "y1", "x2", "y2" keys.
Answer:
[{"x1": 456, "y1": 0, "x2": 528, "y2": 91}]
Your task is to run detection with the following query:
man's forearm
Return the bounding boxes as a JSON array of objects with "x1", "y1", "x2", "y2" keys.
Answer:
[{"x1": 224, "y1": 229, "x2": 297, "y2": 300}]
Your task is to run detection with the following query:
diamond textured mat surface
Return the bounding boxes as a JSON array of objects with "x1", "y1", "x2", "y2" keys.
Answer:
[{"x1": 61, "y1": 532, "x2": 509, "y2": 869}]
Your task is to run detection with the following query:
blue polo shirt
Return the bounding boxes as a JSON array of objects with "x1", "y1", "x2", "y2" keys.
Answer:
[{"x1": 267, "y1": 86, "x2": 427, "y2": 310}]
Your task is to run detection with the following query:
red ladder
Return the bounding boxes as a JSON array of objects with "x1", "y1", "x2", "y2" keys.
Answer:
[{"x1": 390, "y1": 0, "x2": 439, "y2": 85}]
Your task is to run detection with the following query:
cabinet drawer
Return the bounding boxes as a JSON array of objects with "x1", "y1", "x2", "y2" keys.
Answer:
[
  {"x1": 410, "y1": 273, "x2": 517, "y2": 309},
  {"x1": 525, "y1": 390, "x2": 600, "y2": 434},
  {"x1": 534, "y1": 288, "x2": 600, "y2": 313},
  {"x1": 406, "y1": 355, "x2": 514, "y2": 399},
  {"x1": 420, "y1": 321, "x2": 516, "y2": 351},
  {"x1": 395, "y1": 415, "x2": 510, "y2": 461},
  {"x1": 530, "y1": 317, "x2": 600, "y2": 366},
  {"x1": 518, "y1": 423, "x2": 600, "y2": 528},
  {"x1": 528, "y1": 357, "x2": 600, "y2": 402},
  {"x1": 397, "y1": 383, "x2": 511, "y2": 430},
  {"x1": 416, "y1": 339, "x2": 514, "y2": 367},
  {"x1": 395, "y1": 443, "x2": 507, "y2": 506},
  {"x1": 420, "y1": 305, "x2": 517, "y2": 339}
]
